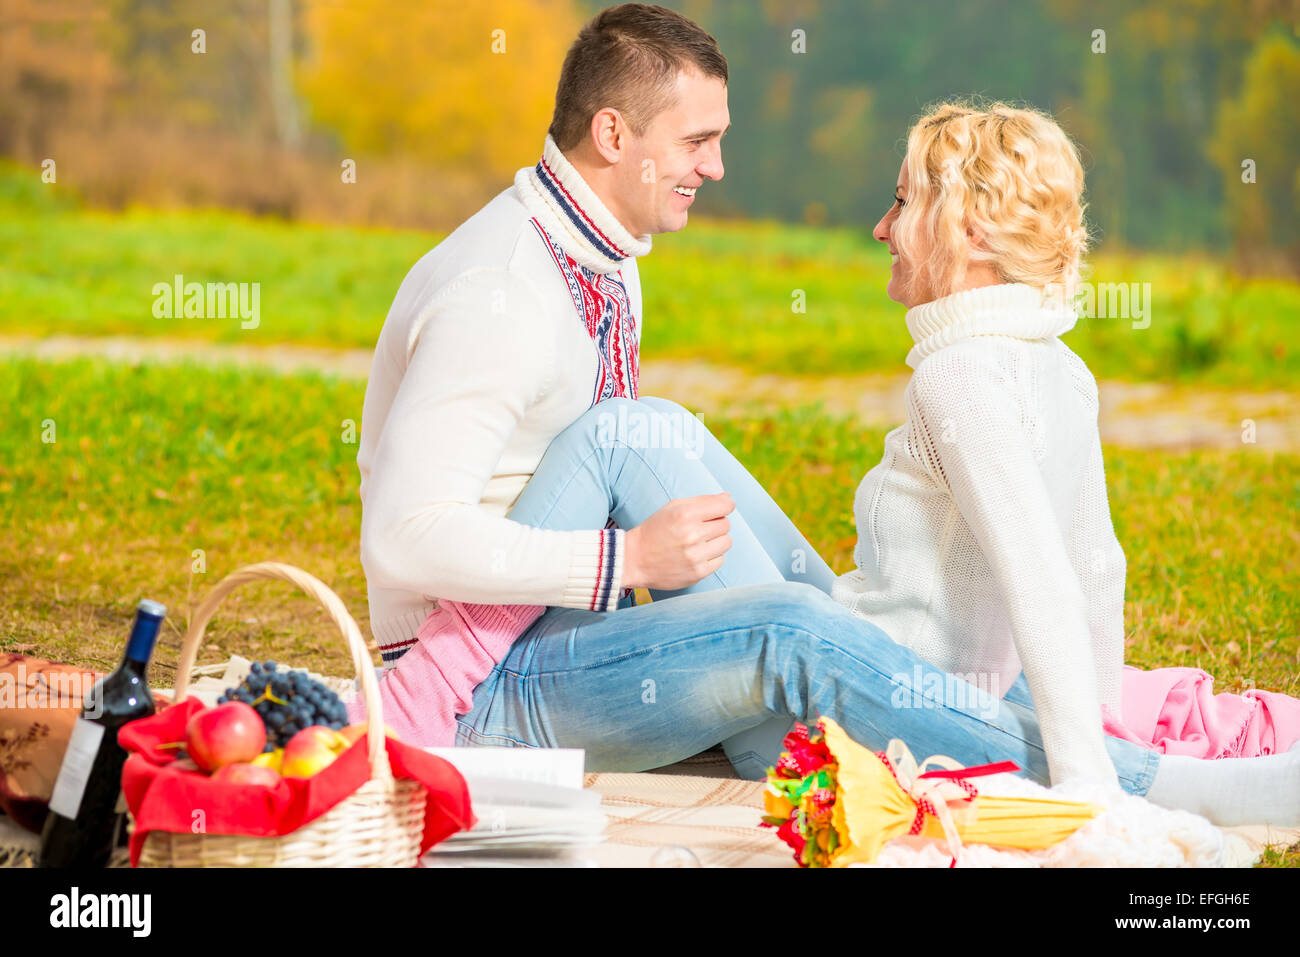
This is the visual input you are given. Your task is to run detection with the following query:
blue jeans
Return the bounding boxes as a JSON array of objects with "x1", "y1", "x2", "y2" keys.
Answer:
[{"x1": 454, "y1": 396, "x2": 1160, "y2": 793}]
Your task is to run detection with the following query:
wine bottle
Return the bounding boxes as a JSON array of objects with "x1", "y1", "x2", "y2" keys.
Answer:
[{"x1": 39, "y1": 598, "x2": 166, "y2": 868}]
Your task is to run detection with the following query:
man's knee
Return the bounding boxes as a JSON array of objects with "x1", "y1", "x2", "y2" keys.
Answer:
[
  {"x1": 637, "y1": 395, "x2": 688, "y2": 417},
  {"x1": 585, "y1": 396, "x2": 705, "y2": 457},
  {"x1": 551, "y1": 397, "x2": 640, "y2": 452},
  {"x1": 634, "y1": 396, "x2": 708, "y2": 460}
]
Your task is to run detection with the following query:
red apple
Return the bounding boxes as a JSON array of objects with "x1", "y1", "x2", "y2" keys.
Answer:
[
  {"x1": 211, "y1": 762, "x2": 282, "y2": 787},
  {"x1": 281, "y1": 725, "x2": 349, "y2": 778},
  {"x1": 185, "y1": 702, "x2": 267, "y2": 772}
]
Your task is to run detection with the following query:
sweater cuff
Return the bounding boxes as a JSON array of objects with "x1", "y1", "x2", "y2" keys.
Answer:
[
  {"x1": 371, "y1": 603, "x2": 438, "y2": 668},
  {"x1": 559, "y1": 528, "x2": 624, "y2": 612}
]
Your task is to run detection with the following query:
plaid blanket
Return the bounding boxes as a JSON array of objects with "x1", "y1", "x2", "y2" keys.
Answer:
[
  {"x1": 2, "y1": 658, "x2": 1294, "y2": 868},
  {"x1": 582, "y1": 771, "x2": 794, "y2": 868}
]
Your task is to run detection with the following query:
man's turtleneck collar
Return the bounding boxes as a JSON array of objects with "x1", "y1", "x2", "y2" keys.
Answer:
[{"x1": 515, "y1": 135, "x2": 653, "y2": 275}]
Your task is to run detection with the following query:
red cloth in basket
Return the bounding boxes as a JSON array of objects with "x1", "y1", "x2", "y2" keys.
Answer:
[{"x1": 119, "y1": 697, "x2": 476, "y2": 867}]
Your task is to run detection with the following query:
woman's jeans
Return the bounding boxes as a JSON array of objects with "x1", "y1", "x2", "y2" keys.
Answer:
[{"x1": 453, "y1": 396, "x2": 1160, "y2": 793}]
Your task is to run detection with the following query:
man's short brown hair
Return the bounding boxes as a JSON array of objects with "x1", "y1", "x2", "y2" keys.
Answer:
[{"x1": 548, "y1": 3, "x2": 728, "y2": 152}]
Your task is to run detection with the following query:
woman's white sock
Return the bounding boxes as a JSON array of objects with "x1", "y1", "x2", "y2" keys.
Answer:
[{"x1": 1144, "y1": 747, "x2": 1300, "y2": 826}]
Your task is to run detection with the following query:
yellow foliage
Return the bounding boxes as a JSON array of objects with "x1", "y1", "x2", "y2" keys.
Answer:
[{"x1": 298, "y1": 0, "x2": 582, "y2": 180}]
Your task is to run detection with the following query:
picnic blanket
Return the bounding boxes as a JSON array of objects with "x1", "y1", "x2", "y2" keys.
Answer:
[
  {"x1": 110, "y1": 657, "x2": 1300, "y2": 867},
  {"x1": 3, "y1": 656, "x2": 1298, "y2": 867}
]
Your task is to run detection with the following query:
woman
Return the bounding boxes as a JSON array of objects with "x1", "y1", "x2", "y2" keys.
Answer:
[
  {"x1": 824, "y1": 101, "x2": 1299, "y2": 784},
  {"x1": 373, "y1": 101, "x2": 1300, "y2": 825},
  {"x1": 832, "y1": 101, "x2": 1136, "y2": 785}
]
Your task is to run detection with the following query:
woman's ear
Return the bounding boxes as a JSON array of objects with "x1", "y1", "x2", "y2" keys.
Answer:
[{"x1": 966, "y1": 223, "x2": 988, "y2": 252}]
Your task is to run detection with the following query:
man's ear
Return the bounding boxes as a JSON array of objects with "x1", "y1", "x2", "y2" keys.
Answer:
[{"x1": 589, "y1": 107, "x2": 626, "y2": 164}]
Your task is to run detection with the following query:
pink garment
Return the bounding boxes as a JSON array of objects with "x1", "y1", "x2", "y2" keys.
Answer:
[
  {"x1": 349, "y1": 600, "x2": 544, "y2": 747},
  {"x1": 1102, "y1": 664, "x2": 1300, "y2": 759}
]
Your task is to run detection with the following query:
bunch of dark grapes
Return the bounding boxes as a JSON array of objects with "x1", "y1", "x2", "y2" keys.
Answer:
[{"x1": 218, "y1": 660, "x2": 350, "y2": 751}]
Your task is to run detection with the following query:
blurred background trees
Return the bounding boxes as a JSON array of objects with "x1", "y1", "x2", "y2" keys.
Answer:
[{"x1": 2, "y1": 0, "x2": 1296, "y2": 269}]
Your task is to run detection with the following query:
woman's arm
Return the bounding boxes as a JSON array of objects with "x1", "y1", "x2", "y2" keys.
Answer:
[
  {"x1": 1067, "y1": 433, "x2": 1127, "y2": 714},
  {"x1": 906, "y1": 346, "x2": 1119, "y2": 787}
]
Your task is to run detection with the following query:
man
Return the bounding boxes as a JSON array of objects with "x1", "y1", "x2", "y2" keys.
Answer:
[
  {"x1": 353, "y1": 3, "x2": 742, "y2": 751},
  {"x1": 349, "y1": 4, "x2": 1296, "y2": 824}
]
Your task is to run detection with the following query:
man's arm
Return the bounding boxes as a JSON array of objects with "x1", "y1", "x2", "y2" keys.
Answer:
[{"x1": 360, "y1": 270, "x2": 624, "y2": 610}]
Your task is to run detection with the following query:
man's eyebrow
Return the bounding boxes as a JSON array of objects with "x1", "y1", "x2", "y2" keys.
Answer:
[{"x1": 682, "y1": 123, "x2": 731, "y2": 141}]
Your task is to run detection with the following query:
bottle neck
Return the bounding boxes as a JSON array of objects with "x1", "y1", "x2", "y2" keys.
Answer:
[
  {"x1": 116, "y1": 657, "x2": 149, "y2": 680},
  {"x1": 123, "y1": 611, "x2": 162, "y2": 666}
]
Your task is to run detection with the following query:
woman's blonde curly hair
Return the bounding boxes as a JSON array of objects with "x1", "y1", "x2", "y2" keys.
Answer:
[{"x1": 892, "y1": 99, "x2": 1091, "y2": 305}]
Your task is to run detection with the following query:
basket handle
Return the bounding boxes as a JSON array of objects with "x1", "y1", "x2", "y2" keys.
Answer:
[{"x1": 173, "y1": 562, "x2": 391, "y2": 780}]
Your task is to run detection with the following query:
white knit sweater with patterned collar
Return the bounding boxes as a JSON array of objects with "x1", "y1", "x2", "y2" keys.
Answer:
[
  {"x1": 357, "y1": 135, "x2": 651, "y2": 664},
  {"x1": 831, "y1": 282, "x2": 1127, "y2": 787}
]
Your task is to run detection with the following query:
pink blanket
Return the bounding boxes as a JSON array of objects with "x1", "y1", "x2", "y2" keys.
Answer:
[{"x1": 1103, "y1": 665, "x2": 1300, "y2": 759}]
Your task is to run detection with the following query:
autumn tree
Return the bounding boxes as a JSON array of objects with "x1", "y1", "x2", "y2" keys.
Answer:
[{"x1": 297, "y1": 0, "x2": 582, "y2": 181}]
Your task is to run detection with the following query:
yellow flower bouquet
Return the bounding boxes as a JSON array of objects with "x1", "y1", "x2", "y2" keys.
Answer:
[{"x1": 760, "y1": 717, "x2": 1101, "y2": 867}]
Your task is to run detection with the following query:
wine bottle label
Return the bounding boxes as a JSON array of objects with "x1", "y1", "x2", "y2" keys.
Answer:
[{"x1": 47, "y1": 718, "x2": 106, "y2": 819}]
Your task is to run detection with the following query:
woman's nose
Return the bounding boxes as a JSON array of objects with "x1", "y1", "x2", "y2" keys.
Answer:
[{"x1": 872, "y1": 214, "x2": 890, "y2": 244}]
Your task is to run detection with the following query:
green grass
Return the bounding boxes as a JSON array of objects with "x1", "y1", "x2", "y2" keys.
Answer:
[
  {"x1": 3, "y1": 159, "x2": 1298, "y2": 388},
  {"x1": 3, "y1": 356, "x2": 1296, "y2": 865},
  {"x1": 3, "y1": 357, "x2": 1295, "y2": 700},
  {"x1": 3, "y1": 159, "x2": 1297, "y2": 863},
  {"x1": 1257, "y1": 841, "x2": 1300, "y2": 867},
  {"x1": 0, "y1": 356, "x2": 369, "y2": 682}
]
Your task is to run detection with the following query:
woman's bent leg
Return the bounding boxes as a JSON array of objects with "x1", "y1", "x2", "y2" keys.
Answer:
[{"x1": 455, "y1": 582, "x2": 1163, "y2": 797}]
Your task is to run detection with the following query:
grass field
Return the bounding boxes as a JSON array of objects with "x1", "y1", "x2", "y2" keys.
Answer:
[
  {"x1": 4, "y1": 163, "x2": 1299, "y2": 864},
  {"x1": 4, "y1": 159, "x2": 1299, "y2": 388},
  {"x1": 3, "y1": 357, "x2": 1295, "y2": 698}
]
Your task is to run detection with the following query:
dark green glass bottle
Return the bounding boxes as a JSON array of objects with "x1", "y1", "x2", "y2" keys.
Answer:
[{"x1": 38, "y1": 599, "x2": 165, "y2": 867}]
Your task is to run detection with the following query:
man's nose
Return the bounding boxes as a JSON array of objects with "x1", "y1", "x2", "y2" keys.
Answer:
[{"x1": 699, "y1": 140, "x2": 724, "y2": 182}]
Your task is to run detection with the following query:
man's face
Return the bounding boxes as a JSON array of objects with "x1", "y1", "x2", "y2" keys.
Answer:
[{"x1": 614, "y1": 68, "x2": 728, "y2": 236}]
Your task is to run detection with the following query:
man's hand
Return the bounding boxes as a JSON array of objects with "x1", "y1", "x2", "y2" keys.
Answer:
[{"x1": 622, "y1": 493, "x2": 734, "y2": 591}]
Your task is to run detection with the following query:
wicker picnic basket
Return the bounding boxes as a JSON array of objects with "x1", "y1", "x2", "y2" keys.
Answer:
[{"x1": 130, "y1": 562, "x2": 428, "y2": 867}]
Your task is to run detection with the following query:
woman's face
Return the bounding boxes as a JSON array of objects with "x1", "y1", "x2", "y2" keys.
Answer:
[{"x1": 872, "y1": 160, "x2": 931, "y2": 307}]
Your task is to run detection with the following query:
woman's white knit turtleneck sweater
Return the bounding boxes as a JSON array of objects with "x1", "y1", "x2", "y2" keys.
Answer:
[{"x1": 831, "y1": 282, "x2": 1127, "y2": 787}]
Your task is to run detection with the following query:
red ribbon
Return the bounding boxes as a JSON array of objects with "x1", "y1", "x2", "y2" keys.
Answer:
[
  {"x1": 919, "y1": 760, "x2": 1021, "y2": 780},
  {"x1": 875, "y1": 753, "x2": 1024, "y2": 865}
]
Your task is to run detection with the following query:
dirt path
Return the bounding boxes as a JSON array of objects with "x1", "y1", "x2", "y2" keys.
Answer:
[{"x1": 4, "y1": 334, "x2": 1296, "y2": 451}]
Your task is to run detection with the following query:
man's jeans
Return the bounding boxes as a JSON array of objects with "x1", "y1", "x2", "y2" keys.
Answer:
[{"x1": 453, "y1": 396, "x2": 1160, "y2": 794}]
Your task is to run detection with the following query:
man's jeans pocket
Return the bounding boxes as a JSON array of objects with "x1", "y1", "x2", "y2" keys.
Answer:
[{"x1": 453, "y1": 668, "x2": 539, "y2": 749}]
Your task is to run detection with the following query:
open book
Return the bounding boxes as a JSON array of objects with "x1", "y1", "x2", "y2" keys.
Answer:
[{"x1": 421, "y1": 748, "x2": 607, "y2": 865}]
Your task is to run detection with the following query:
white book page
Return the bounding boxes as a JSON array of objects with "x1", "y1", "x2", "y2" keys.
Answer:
[{"x1": 424, "y1": 747, "x2": 585, "y2": 790}]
